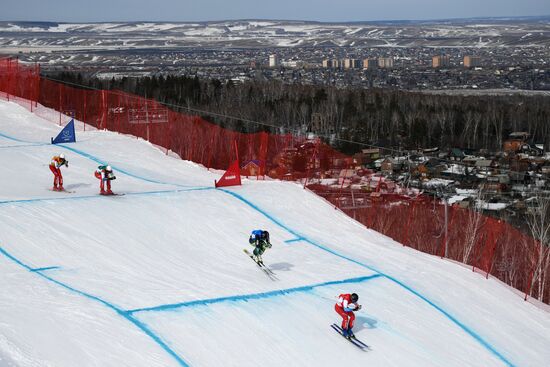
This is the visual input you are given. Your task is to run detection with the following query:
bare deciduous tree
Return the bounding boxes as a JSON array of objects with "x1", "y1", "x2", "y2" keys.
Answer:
[
  {"x1": 463, "y1": 189, "x2": 486, "y2": 264},
  {"x1": 525, "y1": 194, "x2": 550, "y2": 302}
]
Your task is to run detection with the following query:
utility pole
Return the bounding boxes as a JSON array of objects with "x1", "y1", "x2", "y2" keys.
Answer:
[
  {"x1": 444, "y1": 195, "x2": 449, "y2": 258},
  {"x1": 145, "y1": 92, "x2": 150, "y2": 142}
]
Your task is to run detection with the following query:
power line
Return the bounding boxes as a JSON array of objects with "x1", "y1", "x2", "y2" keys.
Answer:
[{"x1": 40, "y1": 74, "x2": 550, "y2": 181}]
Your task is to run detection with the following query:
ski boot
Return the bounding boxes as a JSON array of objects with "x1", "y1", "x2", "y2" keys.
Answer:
[
  {"x1": 347, "y1": 328, "x2": 355, "y2": 339},
  {"x1": 342, "y1": 327, "x2": 350, "y2": 338},
  {"x1": 256, "y1": 255, "x2": 264, "y2": 266}
]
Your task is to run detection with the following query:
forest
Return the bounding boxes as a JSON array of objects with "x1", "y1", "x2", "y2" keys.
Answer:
[{"x1": 48, "y1": 72, "x2": 550, "y2": 154}]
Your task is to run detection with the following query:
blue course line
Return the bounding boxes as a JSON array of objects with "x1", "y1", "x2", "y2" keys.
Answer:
[
  {"x1": 0, "y1": 187, "x2": 214, "y2": 206},
  {"x1": 30, "y1": 266, "x2": 60, "y2": 272},
  {"x1": 128, "y1": 274, "x2": 382, "y2": 314},
  {"x1": 0, "y1": 194, "x2": 102, "y2": 205},
  {"x1": 58, "y1": 143, "x2": 193, "y2": 188},
  {"x1": 0, "y1": 143, "x2": 48, "y2": 149},
  {"x1": 0, "y1": 246, "x2": 190, "y2": 367},
  {"x1": 284, "y1": 238, "x2": 304, "y2": 244},
  {"x1": 218, "y1": 188, "x2": 516, "y2": 367},
  {"x1": 125, "y1": 186, "x2": 214, "y2": 198},
  {"x1": 0, "y1": 131, "x2": 30, "y2": 143}
]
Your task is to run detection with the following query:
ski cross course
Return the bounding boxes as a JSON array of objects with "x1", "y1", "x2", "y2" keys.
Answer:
[
  {"x1": 0, "y1": 114, "x2": 522, "y2": 367},
  {"x1": 1, "y1": 100, "x2": 549, "y2": 366}
]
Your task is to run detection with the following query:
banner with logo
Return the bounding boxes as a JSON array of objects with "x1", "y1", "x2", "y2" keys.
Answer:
[
  {"x1": 215, "y1": 160, "x2": 242, "y2": 188},
  {"x1": 51, "y1": 119, "x2": 76, "y2": 144}
]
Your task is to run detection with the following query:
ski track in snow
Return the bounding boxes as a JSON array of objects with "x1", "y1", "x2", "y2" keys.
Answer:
[{"x1": 0, "y1": 99, "x2": 546, "y2": 366}]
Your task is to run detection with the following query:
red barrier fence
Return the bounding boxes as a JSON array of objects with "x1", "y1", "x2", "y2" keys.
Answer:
[
  {"x1": 312, "y1": 187, "x2": 543, "y2": 301},
  {"x1": 1, "y1": 58, "x2": 548, "y2": 304}
]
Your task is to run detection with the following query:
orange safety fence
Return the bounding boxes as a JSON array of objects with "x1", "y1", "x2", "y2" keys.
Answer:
[{"x1": 1, "y1": 57, "x2": 548, "y2": 304}]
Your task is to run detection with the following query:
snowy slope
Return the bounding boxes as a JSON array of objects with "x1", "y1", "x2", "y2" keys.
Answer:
[{"x1": 1, "y1": 99, "x2": 550, "y2": 367}]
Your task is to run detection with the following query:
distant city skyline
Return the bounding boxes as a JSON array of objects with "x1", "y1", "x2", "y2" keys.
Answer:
[{"x1": 1, "y1": 0, "x2": 549, "y2": 23}]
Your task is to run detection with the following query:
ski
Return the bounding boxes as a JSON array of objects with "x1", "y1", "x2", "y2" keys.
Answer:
[
  {"x1": 49, "y1": 188, "x2": 75, "y2": 194},
  {"x1": 331, "y1": 324, "x2": 367, "y2": 350},
  {"x1": 331, "y1": 324, "x2": 369, "y2": 350},
  {"x1": 263, "y1": 267, "x2": 276, "y2": 277},
  {"x1": 243, "y1": 249, "x2": 278, "y2": 279},
  {"x1": 243, "y1": 249, "x2": 264, "y2": 267},
  {"x1": 332, "y1": 324, "x2": 370, "y2": 348},
  {"x1": 259, "y1": 262, "x2": 276, "y2": 276},
  {"x1": 100, "y1": 192, "x2": 125, "y2": 196}
]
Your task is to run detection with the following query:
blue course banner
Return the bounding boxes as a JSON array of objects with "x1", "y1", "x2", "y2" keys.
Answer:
[{"x1": 51, "y1": 119, "x2": 76, "y2": 144}]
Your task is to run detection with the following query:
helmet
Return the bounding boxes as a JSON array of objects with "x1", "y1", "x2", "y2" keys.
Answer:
[
  {"x1": 106, "y1": 165, "x2": 112, "y2": 172},
  {"x1": 59, "y1": 153, "x2": 65, "y2": 160},
  {"x1": 351, "y1": 293, "x2": 359, "y2": 303}
]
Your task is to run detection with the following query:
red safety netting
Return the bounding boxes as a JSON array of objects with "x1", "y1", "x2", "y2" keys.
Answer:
[
  {"x1": 1, "y1": 57, "x2": 548, "y2": 304},
  {"x1": 0, "y1": 58, "x2": 40, "y2": 111},
  {"x1": 313, "y1": 190, "x2": 542, "y2": 302}
]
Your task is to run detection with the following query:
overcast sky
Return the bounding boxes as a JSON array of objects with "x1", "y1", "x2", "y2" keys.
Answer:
[{"x1": 2, "y1": 0, "x2": 549, "y2": 22}]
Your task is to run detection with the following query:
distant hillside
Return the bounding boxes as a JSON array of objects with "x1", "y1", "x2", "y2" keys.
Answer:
[{"x1": 1, "y1": 17, "x2": 549, "y2": 49}]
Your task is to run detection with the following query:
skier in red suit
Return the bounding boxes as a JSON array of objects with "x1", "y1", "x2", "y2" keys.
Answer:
[
  {"x1": 335, "y1": 293, "x2": 361, "y2": 338},
  {"x1": 49, "y1": 153, "x2": 68, "y2": 191}
]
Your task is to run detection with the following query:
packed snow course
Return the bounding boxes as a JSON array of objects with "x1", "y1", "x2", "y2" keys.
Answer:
[{"x1": 1, "y1": 99, "x2": 549, "y2": 367}]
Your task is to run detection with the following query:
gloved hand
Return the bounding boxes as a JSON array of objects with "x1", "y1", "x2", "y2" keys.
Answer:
[
  {"x1": 355, "y1": 304, "x2": 362, "y2": 311},
  {"x1": 266, "y1": 242, "x2": 272, "y2": 248},
  {"x1": 65, "y1": 161, "x2": 69, "y2": 167}
]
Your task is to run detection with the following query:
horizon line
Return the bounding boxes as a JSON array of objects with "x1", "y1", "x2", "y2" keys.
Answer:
[{"x1": 1, "y1": 14, "x2": 549, "y2": 25}]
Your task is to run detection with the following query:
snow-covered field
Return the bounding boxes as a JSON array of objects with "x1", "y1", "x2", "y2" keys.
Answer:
[
  {"x1": 1, "y1": 19, "x2": 549, "y2": 50},
  {"x1": 1, "y1": 99, "x2": 550, "y2": 367}
]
